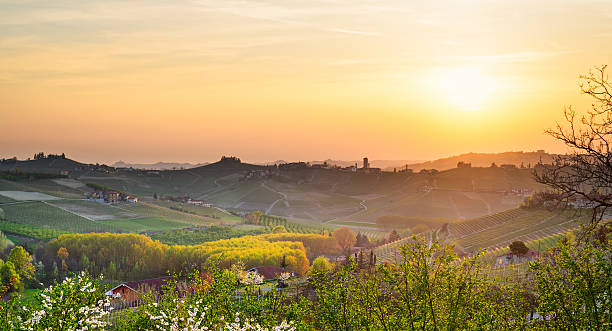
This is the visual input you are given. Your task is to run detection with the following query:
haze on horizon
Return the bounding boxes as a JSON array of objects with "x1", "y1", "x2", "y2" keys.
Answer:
[{"x1": 1, "y1": 0, "x2": 611, "y2": 164}]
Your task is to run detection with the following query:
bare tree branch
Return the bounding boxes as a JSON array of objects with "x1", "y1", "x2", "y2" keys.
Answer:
[{"x1": 534, "y1": 65, "x2": 612, "y2": 228}]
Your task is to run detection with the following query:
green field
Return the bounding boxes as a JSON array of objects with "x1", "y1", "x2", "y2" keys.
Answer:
[
  {"x1": 1, "y1": 201, "x2": 120, "y2": 233},
  {"x1": 99, "y1": 217, "x2": 188, "y2": 233}
]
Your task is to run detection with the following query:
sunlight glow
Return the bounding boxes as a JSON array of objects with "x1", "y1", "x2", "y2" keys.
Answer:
[{"x1": 438, "y1": 67, "x2": 497, "y2": 112}]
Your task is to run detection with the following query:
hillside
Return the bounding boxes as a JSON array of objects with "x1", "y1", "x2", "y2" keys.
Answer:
[
  {"x1": 0, "y1": 156, "x2": 544, "y2": 226},
  {"x1": 398, "y1": 151, "x2": 556, "y2": 171}
]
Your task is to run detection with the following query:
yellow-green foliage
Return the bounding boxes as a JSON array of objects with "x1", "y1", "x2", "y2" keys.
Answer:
[
  {"x1": 258, "y1": 233, "x2": 339, "y2": 258},
  {"x1": 310, "y1": 256, "x2": 332, "y2": 274},
  {"x1": 46, "y1": 233, "x2": 309, "y2": 280}
]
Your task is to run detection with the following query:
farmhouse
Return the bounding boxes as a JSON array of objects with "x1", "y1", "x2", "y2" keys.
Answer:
[{"x1": 106, "y1": 276, "x2": 174, "y2": 302}]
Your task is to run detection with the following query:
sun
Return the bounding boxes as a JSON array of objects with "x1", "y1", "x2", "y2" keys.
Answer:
[{"x1": 438, "y1": 67, "x2": 497, "y2": 111}]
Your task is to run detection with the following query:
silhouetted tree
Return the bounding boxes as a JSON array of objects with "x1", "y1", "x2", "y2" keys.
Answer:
[
  {"x1": 535, "y1": 65, "x2": 612, "y2": 226},
  {"x1": 509, "y1": 241, "x2": 529, "y2": 256}
]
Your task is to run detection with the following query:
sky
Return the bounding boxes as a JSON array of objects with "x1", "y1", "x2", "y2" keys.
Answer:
[{"x1": 1, "y1": 0, "x2": 611, "y2": 164}]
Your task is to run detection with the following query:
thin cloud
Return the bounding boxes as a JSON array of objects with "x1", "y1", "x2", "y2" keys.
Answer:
[{"x1": 455, "y1": 51, "x2": 576, "y2": 64}]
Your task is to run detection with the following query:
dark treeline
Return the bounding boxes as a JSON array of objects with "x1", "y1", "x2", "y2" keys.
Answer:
[{"x1": 0, "y1": 170, "x2": 67, "y2": 181}]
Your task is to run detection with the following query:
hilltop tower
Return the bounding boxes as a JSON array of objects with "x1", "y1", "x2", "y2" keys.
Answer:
[{"x1": 363, "y1": 157, "x2": 369, "y2": 169}]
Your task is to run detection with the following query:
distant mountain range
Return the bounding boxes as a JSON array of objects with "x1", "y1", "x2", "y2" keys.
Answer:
[
  {"x1": 112, "y1": 161, "x2": 209, "y2": 170},
  {"x1": 392, "y1": 150, "x2": 556, "y2": 172}
]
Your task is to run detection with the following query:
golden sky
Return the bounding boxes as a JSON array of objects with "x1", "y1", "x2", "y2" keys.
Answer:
[{"x1": 1, "y1": 0, "x2": 611, "y2": 164}]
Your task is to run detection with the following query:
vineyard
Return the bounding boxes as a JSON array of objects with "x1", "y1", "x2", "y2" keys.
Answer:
[
  {"x1": 374, "y1": 232, "x2": 432, "y2": 264},
  {"x1": 150, "y1": 225, "x2": 267, "y2": 245},
  {"x1": 0, "y1": 220, "x2": 70, "y2": 240},
  {"x1": 1, "y1": 201, "x2": 120, "y2": 233},
  {"x1": 446, "y1": 208, "x2": 528, "y2": 239},
  {"x1": 99, "y1": 217, "x2": 188, "y2": 233},
  {"x1": 118, "y1": 202, "x2": 215, "y2": 226},
  {"x1": 454, "y1": 210, "x2": 582, "y2": 252},
  {"x1": 47, "y1": 200, "x2": 140, "y2": 221},
  {"x1": 152, "y1": 201, "x2": 242, "y2": 224},
  {"x1": 259, "y1": 214, "x2": 328, "y2": 234},
  {"x1": 477, "y1": 231, "x2": 572, "y2": 265},
  {"x1": 0, "y1": 195, "x2": 15, "y2": 203},
  {"x1": 374, "y1": 219, "x2": 577, "y2": 272}
]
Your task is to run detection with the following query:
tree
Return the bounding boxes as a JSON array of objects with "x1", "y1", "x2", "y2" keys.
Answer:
[
  {"x1": 0, "y1": 261, "x2": 21, "y2": 294},
  {"x1": 8, "y1": 246, "x2": 35, "y2": 283},
  {"x1": 509, "y1": 241, "x2": 529, "y2": 256},
  {"x1": 57, "y1": 247, "x2": 69, "y2": 273},
  {"x1": 272, "y1": 225, "x2": 286, "y2": 233},
  {"x1": 0, "y1": 231, "x2": 11, "y2": 253},
  {"x1": 333, "y1": 227, "x2": 356, "y2": 258},
  {"x1": 530, "y1": 228, "x2": 611, "y2": 329},
  {"x1": 310, "y1": 256, "x2": 331, "y2": 275},
  {"x1": 355, "y1": 232, "x2": 370, "y2": 247},
  {"x1": 535, "y1": 65, "x2": 612, "y2": 226},
  {"x1": 388, "y1": 229, "x2": 401, "y2": 243},
  {"x1": 246, "y1": 211, "x2": 262, "y2": 225}
]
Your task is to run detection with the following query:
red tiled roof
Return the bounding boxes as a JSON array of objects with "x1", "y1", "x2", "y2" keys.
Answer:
[{"x1": 113, "y1": 276, "x2": 175, "y2": 293}]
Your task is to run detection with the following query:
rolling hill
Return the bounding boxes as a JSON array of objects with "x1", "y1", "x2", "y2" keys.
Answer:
[
  {"x1": 0, "y1": 155, "x2": 545, "y2": 226},
  {"x1": 397, "y1": 150, "x2": 556, "y2": 171}
]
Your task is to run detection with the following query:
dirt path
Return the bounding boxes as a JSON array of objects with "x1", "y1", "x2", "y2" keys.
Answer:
[
  {"x1": 196, "y1": 176, "x2": 232, "y2": 200},
  {"x1": 261, "y1": 182, "x2": 287, "y2": 214},
  {"x1": 323, "y1": 199, "x2": 367, "y2": 224}
]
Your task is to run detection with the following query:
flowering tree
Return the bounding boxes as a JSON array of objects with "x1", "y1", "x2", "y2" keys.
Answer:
[{"x1": 11, "y1": 271, "x2": 111, "y2": 330}]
